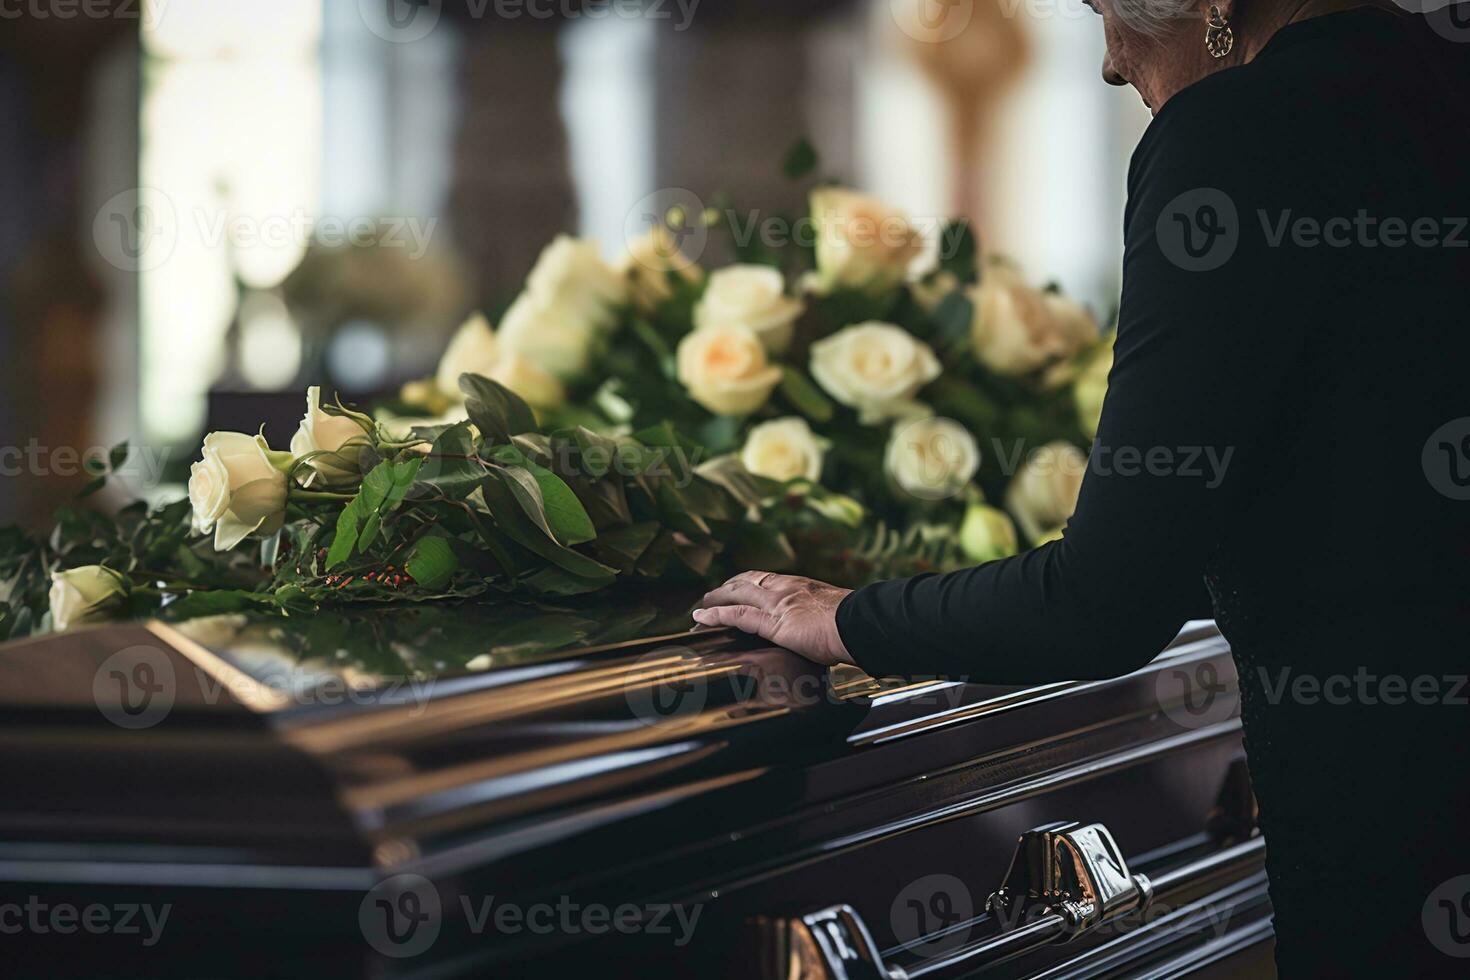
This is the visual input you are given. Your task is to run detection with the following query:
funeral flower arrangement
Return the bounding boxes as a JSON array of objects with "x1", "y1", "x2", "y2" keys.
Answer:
[{"x1": 0, "y1": 165, "x2": 1113, "y2": 637}]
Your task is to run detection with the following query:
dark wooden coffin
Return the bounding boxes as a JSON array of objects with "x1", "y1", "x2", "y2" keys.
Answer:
[{"x1": 0, "y1": 595, "x2": 1269, "y2": 978}]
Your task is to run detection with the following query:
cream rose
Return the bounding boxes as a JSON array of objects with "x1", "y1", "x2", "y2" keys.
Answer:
[
  {"x1": 959, "y1": 503, "x2": 1019, "y2": 563},
  {"x1": 524, "y1": 235, "x2": 626, "y2": 332},
  {"x1": 435, "y1": 312, "x2": 499, "y2": 398},
  {"x1": 490, "y1": 353, "x2": 565, "y2": 410},
  {"x1": 809, "y1": 322, "x2": 941, "y2": 424},
  {"x1": 188, "y1": 432, "x2": 293, "y2": 551},
  {"x1": 1006, "y1": 440, "x2": 1088, "y2": 543},
  {"x1": 49, "y1": 565, "x2": 127, "y2": 632},
  {"x1": 695, "y1": 265, "x2": 804, "y2": 355},
  {"x1": 290, "y1": 386, "x2": 370, "y2": 487},
  {"x1": 969, "y1": 261, "x2": 1098, "y2": 376},
  {"x1": 885, "y1": 416, "x2": 980, "y2": 500},
  {"x1": 621, "y1": 226, "x2": 701, "y2": 311},
  {"x1": 496, "y1": 236, "x2": 627, "y2": 381},
  {"x1": 740, "y1": 417, "x2": 827, "y2": 482},
  {"x1": 1073, "y1": 336, "x2": 1115, "y2": 440},
  {"x1": 810, "y1": 188, "x2": 925, "y2": 295},
  {"x1": 676, "y1": 322, "x2": 783, "y2": 417}
]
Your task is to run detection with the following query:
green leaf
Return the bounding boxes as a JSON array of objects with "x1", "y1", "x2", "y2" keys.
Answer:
[
  {"x1": 326, "y1": 499, "x2": 363, "y2": 570},
  {"x1": 415, "y1": 422, "x2": 483, "y2": 500},
  {"x1": 780, "y1": 366, "x2": 835, "y2": 423},
  {"x1": 937, "y1": 220, "x2": 979, "y2": 284},
  {"x1": 478, "y1": 470, "x2": 618, "y2": 583},
  {"x1": 594, "y1": 521, "x2": 661, "y2": 564},
  {"x1": 77, "y1": 476, "x2": 107, "y2": 498},
  {"x1": 460, "y1": 373, "x2": 537, "y2": 446},
  {"x1": 782, "y1": 138, "x2": 819, "y2": 180},
  {"x1": 488, "y1": 446, "x2": 598, "y2": 546},
  {"x1": 108, "y1": 441, "x2": 131, "y2": 472},
  {"x1": 405, "y1": 537, "x2": 458, "y2": 590},
  {"x1": 933, "y1": 291, "x2": 975, "y2": 348}
]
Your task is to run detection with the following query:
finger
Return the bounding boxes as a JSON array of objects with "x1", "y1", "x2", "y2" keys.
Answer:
[{"x1": 691, "y1": 604, "x2": 774, "y2": 638}]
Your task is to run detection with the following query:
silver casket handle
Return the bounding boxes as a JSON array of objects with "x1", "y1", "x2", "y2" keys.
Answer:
[{"x1": 780, "y1": 820, "x2": 1239, "y2": 980}]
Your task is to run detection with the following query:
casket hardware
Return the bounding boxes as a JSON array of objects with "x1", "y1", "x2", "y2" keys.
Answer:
[
  {"x1": 984, "y1": 820, "x2": 1153, "y2": 939},
  {"x1": 777, "y1": 819, "x2": 1160, "y2": 980}
]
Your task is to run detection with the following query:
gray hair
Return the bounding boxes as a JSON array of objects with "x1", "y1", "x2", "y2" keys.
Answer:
[{"x1": 1113, "y1": 0, "x2": 1201, "y2": 38}]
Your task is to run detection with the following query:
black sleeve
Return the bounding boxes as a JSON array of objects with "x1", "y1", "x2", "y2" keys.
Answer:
[{"x1": 837, "y1": 97, "x2": 1305, "y2": 685}]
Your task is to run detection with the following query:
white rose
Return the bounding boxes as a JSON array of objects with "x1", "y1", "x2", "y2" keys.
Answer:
[
  {"x1": 435, "y1": 312, "x2": 499, "y2": 398},
  {"x1": 810, "y1": 188, "x2": 925, "y2": 295},
  {"x1": 621, "y1": 226, "x2": 701, "y2": 311},
  {"x1": 959, "y1": 503, "x2": 1019, "y2": 563},
  {"x1": 524, "y1": 235, "x2": 626, "y2": 333},
  {"x1": 1073, "y1": 336, "x2": 1115, "y2": 440},
  {"x1": 49, "y1": 565, "x2": 127, "y2": 632},
  {"x1": 490, "y1": 353, "x2": 565, "y2": 410},
  {"x1": 289, "y1": 386, "x2": 370, "y2": 488},
  {"x1": 809, "y1": 322, "x2": 942, "y2": 424},
  {"x1": 969, "y1": 261, "x2": 1098, "y2": 376},
  {"x1": 188, "y1": 432, "x2": 293, "y2": 551},
  {"x1": 676, "y1": 323, "x2": 783, "y2": 417},
  {"x1": 885, "y1": 416, "x2": 980, "y2": 500},
  {"x1": 1006, "y1": 440, "x2": 1088, "y2": 543},
  {"x1": 695, "y1": 265, "x2": 804, "y2": 355},
  {"x1": 741, "y1": 417, "x2": 827, "y2": 482},
  {"x1": 497, "y1": 291, "x2": 600, "y2": 381}
]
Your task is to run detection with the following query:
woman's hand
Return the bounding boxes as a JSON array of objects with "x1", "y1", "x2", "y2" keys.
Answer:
[{"x1": 692, "y1": 571, "x2": 856, "y2": 667}]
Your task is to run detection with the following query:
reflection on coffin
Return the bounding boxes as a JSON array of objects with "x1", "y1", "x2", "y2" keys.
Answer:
[{"x1": 0, "y1": 597, "x2": 1269, "y2": 978}]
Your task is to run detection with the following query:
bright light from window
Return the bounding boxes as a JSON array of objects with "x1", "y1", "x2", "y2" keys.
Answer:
[{"x1": 140, "y1": 0, "x2": 321, "y2": 444}]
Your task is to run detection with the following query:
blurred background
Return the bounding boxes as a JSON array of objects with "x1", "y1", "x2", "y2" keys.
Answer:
[{"x1": 0, "y1": 0, "x2": 1150, "y2": 527}]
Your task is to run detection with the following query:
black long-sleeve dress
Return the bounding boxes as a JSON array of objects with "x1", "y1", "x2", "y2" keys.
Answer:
[{"x1": 836, "y1": 9, "x2": 1470, "y2": 976}]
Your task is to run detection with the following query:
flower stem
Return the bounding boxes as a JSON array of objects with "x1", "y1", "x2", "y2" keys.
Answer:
[{"x1": 291, "y1": 490, "x2": 357, "y2": 503}]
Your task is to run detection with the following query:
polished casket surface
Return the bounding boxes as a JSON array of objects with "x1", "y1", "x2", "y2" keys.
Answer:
[{"x1": 0, "y1": 594, "x2": 1270, "y2": 978}]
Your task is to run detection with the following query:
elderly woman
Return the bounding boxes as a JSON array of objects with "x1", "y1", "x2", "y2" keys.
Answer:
[{"x1": 697, "y1": 2, "x2": 1470, "y2": 975}]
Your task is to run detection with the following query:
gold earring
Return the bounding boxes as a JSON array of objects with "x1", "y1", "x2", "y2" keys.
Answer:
[{"x1": 1206, "y1": 4, "x2": 1234, "y2": 59}]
